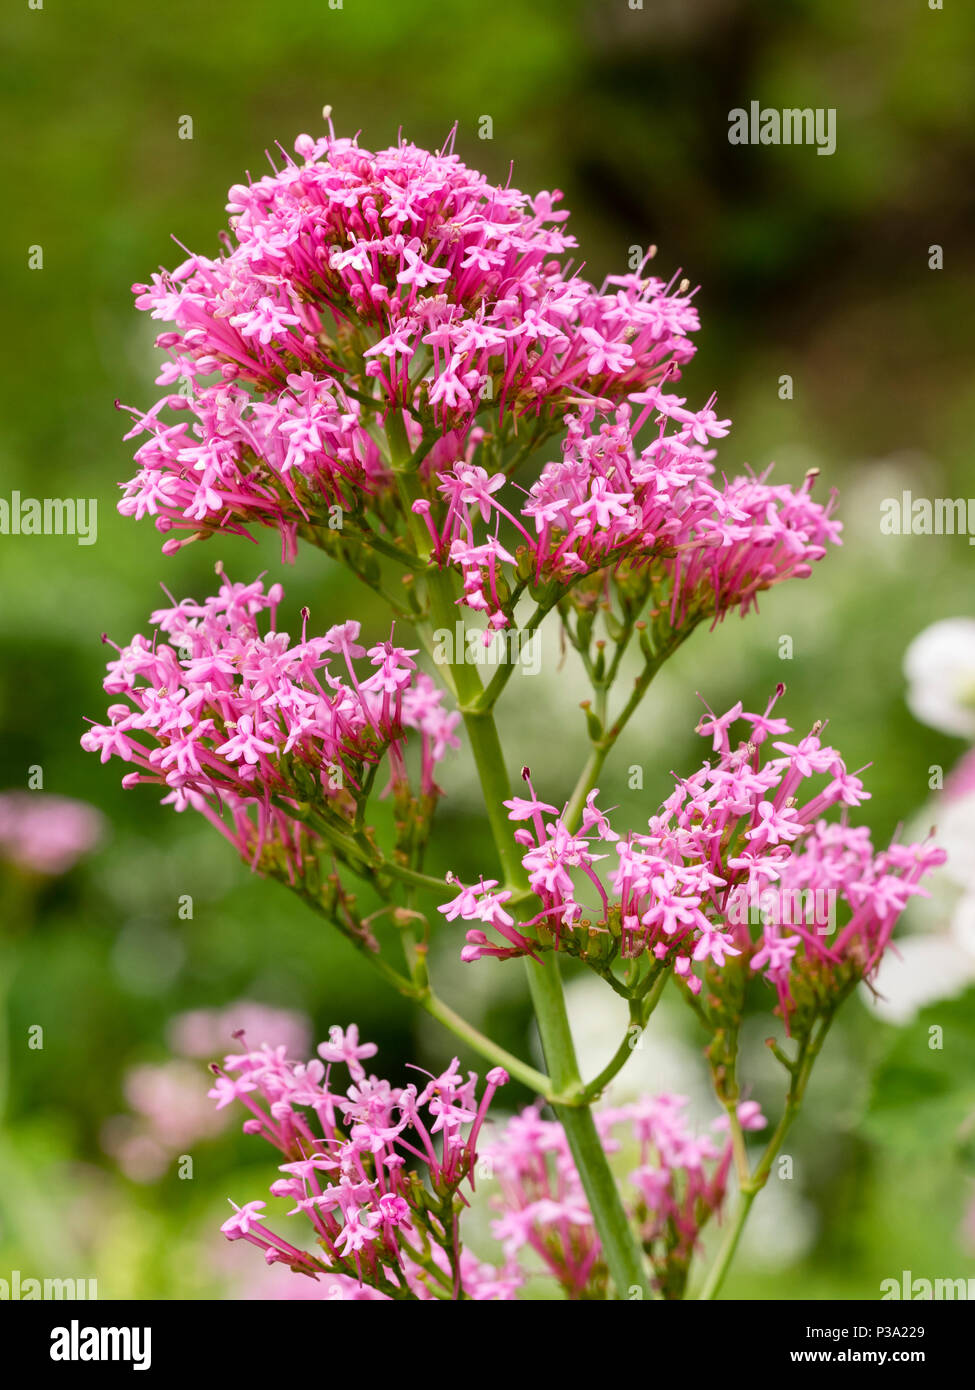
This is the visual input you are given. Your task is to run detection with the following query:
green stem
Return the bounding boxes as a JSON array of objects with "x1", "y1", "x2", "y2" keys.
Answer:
[
  {"x1": 474, "y1": 595, "x2": 557, "y2": 712},
  {"x1": 386, "y1": 421, "x2": 650, "y2": 1297},
  {"x1": 320, "y1": 905, "x2": 558, "y2": 1099},
  {"x1": 279, "y1": 800, "x2": 449, "y2": 898},
  {"x1": 696, "y1": 1189, "x2": 757, "y2": 1301},
  {"x1": 563, "y1": 745, "x2": 608, "y2": 834},
  {"x1": 563, "y1": 619, "x2": 701, "y2": 831},
  {"x1": 697, "y1": 1015, "x2": 835, "y2": 1300},
  {"x1": 421, "y1": 990, "x2": 555, "y2": 1100},
  {"x1": 577, "y1": 968, "x2": 669, "y2": 1104},
  {"x1": 526, "y1": 946, "x2": 650, "y2": 1298},
  {"x1": 402, "y1": 542, "x2": 649, "y2": 1297},
  {"x1": 377, "y1": 861, "x2": 449, "y2": 896}
]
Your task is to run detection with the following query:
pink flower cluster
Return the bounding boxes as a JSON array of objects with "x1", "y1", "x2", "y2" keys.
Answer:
[
  {"x1": 425, "y1": 401, "x2": 840, "y2": 634},
  {"x1": 484, "y1": 1095, "x2": 765, "y2": 1298},
  {"x1": 81, "y1": 574, "x2": 458, "y2": 874},
  {"x1": 113, "y1": 120, "x2": 841, "y2": 655},
  {"x1": 443, "y1": 689, "x2": 945, "y2": 1023},
  {"x1": 119, "y1": 126, "x2": 698, "y2": 558},
  {"x1": 0, "y1": 792, "x2": 103, "y2": 876},
  {"x1": 211, "y1": 1024, "x2": 518, "y2": 1300}
]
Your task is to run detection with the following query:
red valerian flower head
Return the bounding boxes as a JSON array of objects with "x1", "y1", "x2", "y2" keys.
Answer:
[
  {"x1": 209, "y1": 1025, "x2": 515, "y2": 1300},
  {"x1": 446, "y1": 688, "x2": 945, "y2": 1029},
  {"x1": 81, "y1": 572, "x2": 459, "y2": 896},
  {"x1": 120, "y1": 125, "x2": 699, "y2": 560}
]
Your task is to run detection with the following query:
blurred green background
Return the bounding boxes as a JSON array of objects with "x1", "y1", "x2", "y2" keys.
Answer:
[{"x1": 1, "y1": 0, "x2": 974, "y2": 1299}]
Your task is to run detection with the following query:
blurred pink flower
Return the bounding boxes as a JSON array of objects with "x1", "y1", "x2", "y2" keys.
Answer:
[
  {"x1": 485, "y1": 1094, "x2": 766, "y2": 1298},
  {"x1": 0, "y1": 791, "x2": 103, "y2": 875},
  {"x1": 168, "y1": 1000, "x2": 312, "y2": 1060},
  {"x1": 102, "y1": 1000, "x2": 313, "y2": 1183}
]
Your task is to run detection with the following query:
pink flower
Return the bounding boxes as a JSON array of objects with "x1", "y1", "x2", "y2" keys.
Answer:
[
  {"x1": 215, "y1": 715, "x2": 277, "y2": 766},
  {"x1": 317, "y1": 1024, "x2": 378, "y2": 1081},
  {"x1": 116, "y1": 123, "x2": 735, "y2": 604},
  {"x1": 221, "y1": 1200, "x2": 269, "y2": 1238},
  {"x1": 207, "y1": 1074, "x2": 258, "y2": 1110},
  {"x1": 229, "y1": 296, "x2": 301, "y2": 346}
]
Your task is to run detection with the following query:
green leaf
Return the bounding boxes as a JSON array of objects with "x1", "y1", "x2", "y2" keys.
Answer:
[{"x1": 862, "y1": 988, "x2": 975, "y2": 1163}]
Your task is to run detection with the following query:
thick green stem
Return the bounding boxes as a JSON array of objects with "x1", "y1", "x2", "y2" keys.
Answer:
[
  {"x1": 577, "y1": 969, "x2": 669, "y2": 1104},
  {"x1": 468, "y1": 702, "x2": 650, "y2": 1298},
  {"x1": 388, "y1": 425, "x2": 650, "y2": 1297},
  {"x1": 412, "y1": 559, "x2": 649, "y2": 1295}
]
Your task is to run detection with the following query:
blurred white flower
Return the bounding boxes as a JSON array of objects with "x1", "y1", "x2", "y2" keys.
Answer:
[
  {"x1": 904, "y1": 618, "x2": 975, "y2": 738},
  {"x1": 864, "y1": 934, "x2": 975, "y2": 1026},
  {"x1": 736, "y1": 1178, "x2": 818, "y2": 1272},
  {"x1": 934, "y1": 785, "x2": 975, "y2": 890},
  {"x1": 862, "y1": 680, "x2": 975, "y2": 1023}
]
